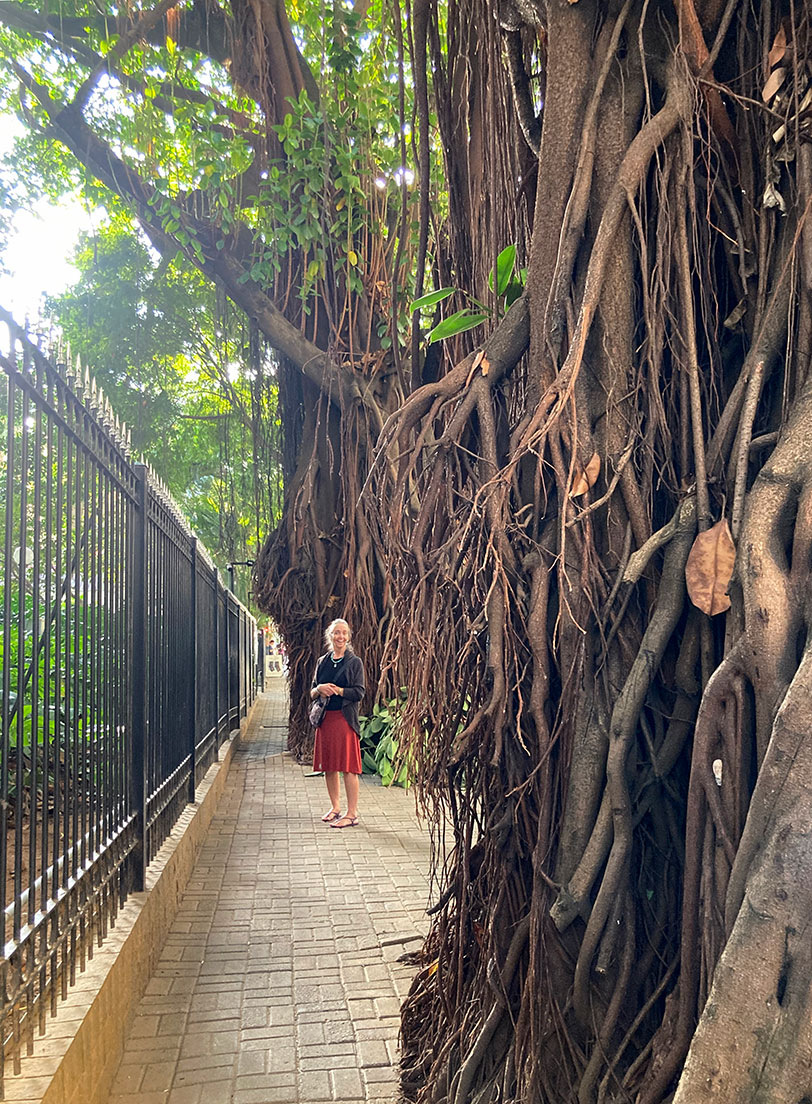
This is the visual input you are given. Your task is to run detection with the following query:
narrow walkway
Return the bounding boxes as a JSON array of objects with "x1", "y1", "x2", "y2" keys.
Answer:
[{"x1": 106, "y1": 685, "x2": 432, "y2": 1104}]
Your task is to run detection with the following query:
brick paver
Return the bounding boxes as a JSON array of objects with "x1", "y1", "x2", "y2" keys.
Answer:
[{"x1": 105, "y1": 684, "x2": 431, "y2": 1104}]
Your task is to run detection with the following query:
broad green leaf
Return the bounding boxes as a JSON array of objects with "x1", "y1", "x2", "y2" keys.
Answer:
[
  {"x1": 487, "y1": 244, "x2": 517, "y2": 297},
  {"x1": 411, "y1": 287, "x2": 455, "y2": 313},
  {"x1": 504, "y1": 281, "x2": 523, "y2": 307},
  {"x1": 428, "y1": 310, "x2": 488, "y2": 344}
]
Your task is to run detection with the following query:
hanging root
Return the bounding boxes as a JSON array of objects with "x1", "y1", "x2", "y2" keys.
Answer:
[{"x1": 366, "y1": 2, "x2": 812, "y2": 1102}]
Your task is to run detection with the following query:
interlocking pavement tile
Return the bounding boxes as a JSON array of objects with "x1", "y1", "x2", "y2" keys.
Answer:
[
  {"x1": 176, "y1": 1053, "x2": 236, "y2": 1074},
  {"x1": 362, "y1": 1066, "x2": 400, "y2": 1086},
  {"x1": 108, "y1": 1064, "x2": 144, "y2": 1095},
  {"x1": 165, "y1": 1086, "x2": 202, "y2": 1104},
  {"x1": 240, "y1": 1005, "x2": 271, "y2": 1029},
  {"x1": 298, "y1": 1069, "x2": 333, "y2": 1100},
  {"x1": 299, "y1": 1049, "x2": 358, "y2": 1072},
  {"x1": 331, "y1": 1067, "x2": 365, "y2": 1099},
  {"x1": 357, "y1": 1039, "x2": 390, "y2": 1068},
  {"x1": 296, "y1": 1020, "x2": 326, "y2": 1046},
  {"x1": 128, "y1": 1014, "x2": 161, "y2": 1038},
  {"x1": 107, "y1": 1094, "x2": 168, "y2": 1104},
  {"x1": 139, "y1": 1059, "x2": 177, "y2": 1092},
  {"x1": 236, "y1": 1048, "x2": 268, "y2": 1075},
  {"x1": 234, "y1": 1087, "x2": 301, "y2": 1104},
  {"x1": 187, "y1": 1012, "x2": 240, "y2": 1031},
  {"x1": 266, "y1": 1043, "x2": 298, "y2": 1072},
  {"x1": 373, "y1": 996, "x2": 404, "y2": 1017}
]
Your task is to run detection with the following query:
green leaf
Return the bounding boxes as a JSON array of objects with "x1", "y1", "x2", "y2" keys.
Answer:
[
  {"x1": 411, "y1": 287, "x2": 456, "y2": 313},
  {"x1": 504, "y1": 280, "x2": 523, "y2": 308},
  {"x1": 428, "y1": 310, "x2": 488, "y2": 344},
  {"x1": 488, "y1": 244, "x2": 517, "y2": 297}
]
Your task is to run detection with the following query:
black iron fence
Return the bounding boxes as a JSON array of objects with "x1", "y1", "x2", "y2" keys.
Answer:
[{"x1": 0, "y1": 310, "x2": 258, "y2": 1091}]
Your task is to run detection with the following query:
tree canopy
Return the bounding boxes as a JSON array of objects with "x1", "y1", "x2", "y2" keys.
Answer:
[
  {"x1": 2, "y1": 0, "x2": 812, "y2": 1101},
  {"x1": 45, "y1": 217, "x2": 281, "y2": 582}
]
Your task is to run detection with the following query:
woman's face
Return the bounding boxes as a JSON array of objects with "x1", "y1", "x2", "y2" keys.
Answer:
[{"x1": 330, "y1": 623, "x2": 350, "y2": 650}]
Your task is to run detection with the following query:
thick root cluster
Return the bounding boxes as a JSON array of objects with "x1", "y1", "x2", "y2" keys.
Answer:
[{"x1": 365, "y1": 2, "x2": 812, "y2": 1101}]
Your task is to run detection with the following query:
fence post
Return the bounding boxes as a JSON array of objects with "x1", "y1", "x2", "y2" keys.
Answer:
[
  {"x1": 214, "y1": 570, "x2": 221, "y2": 744},
  {"x1": 241, "y1": 610, "x2": 246, "y2": 717},
  {"x1": 189, "y1": 538, "x2": 198, "y2": 802},
  {"x1": 130, "y1": 463, "x2": 148, "y2": 891},
  {"x1": 234, "y1": 604, "x2": 241, "y2": 723},
  {"x1": 225, "y1": 591, "x2": 232, "y2": 731}
]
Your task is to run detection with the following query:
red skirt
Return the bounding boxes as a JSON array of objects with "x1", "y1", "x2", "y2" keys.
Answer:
[{"x1": 313, "y1": 709, "x2": 362, "y2": 774}]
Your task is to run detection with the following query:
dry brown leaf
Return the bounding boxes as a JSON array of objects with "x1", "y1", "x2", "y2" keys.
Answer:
[
  {"x1": 481, "y1": 355, "x2": 491, "y2": 377},
  {"x1": 723, "y1": 298, "x2": 747, "y2": 330},
  {"x1": 685, "y1": 519, "x2": 736, "y2": 616},
  {"x1": 570, "y1": 452, "x2": 601, "y2": 497},
  {"x1": 762, "y1": 66, "x2": 786, "y2": 103},
  {"x1": 768, "y1": 24, "x2": 787, "y2": 69}
]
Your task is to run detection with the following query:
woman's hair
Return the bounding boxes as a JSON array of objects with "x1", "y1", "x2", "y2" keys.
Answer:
[{"x1": 325, "y1": 618, "x2": 352, "y2": 648}]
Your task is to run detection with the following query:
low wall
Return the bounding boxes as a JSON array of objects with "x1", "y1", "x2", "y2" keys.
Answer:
[{"x1": 4, "y1": 709, "x2": 253, "y2": 1104}]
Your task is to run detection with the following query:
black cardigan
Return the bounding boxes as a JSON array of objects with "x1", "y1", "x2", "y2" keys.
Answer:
[{"x1": 311, "y1": 651, "x2": 365, "y2": 735}]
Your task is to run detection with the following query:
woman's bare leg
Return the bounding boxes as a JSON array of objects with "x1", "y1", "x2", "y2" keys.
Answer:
[
  {"x1": 343, "y1": 772, "x2": 360, "y2": 818},
  {"x1": 325, "y1": 771, "x2": 341, "y2": 813}
]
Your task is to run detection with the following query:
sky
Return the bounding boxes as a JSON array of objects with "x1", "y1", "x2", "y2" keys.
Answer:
[{"x1": 0, "y1": 115, "x2": 88, "y2": 323}]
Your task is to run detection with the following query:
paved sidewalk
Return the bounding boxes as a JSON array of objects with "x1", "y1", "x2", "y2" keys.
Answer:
[{"x1": 106, "y1": 685, "x2": 432, "y2": 1104}]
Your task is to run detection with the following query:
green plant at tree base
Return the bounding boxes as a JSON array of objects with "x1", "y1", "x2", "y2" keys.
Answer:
[
  {"x1": 411, "y1": 243, "x2": 525, "y2": 343},
  {"x1": 359, "y1": 694, "x2": 412, "y2": 788}
]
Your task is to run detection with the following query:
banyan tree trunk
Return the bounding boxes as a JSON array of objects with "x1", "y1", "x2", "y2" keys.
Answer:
[{"x1": 365, "y1": 1, "x2": 812, "y2": 1102}]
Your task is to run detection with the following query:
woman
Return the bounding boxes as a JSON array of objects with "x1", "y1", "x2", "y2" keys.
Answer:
[{"x1": 310, "y1": 618, "x2": 365, "y2": 828}]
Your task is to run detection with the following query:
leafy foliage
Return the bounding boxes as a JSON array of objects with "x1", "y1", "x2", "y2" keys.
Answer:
[
  {"x1": 413, "y1": 244, "x2": 525, "y2": 343},
  {"x1": 359, "y1": 695, "x2": 412, "y2": 787},
  {"x1": 46, "y1": 219, "x2": 280, "y2": 581}
]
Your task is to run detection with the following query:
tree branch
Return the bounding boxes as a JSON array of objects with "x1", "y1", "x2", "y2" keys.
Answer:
[{"x1": 13, "y1": 63, "x2": 365, "y2": 409}]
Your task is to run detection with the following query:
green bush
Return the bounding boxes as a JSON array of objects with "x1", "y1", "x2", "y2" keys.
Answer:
[{"x1": 358, "y1": 694, "x2": 412, "y2": 788}]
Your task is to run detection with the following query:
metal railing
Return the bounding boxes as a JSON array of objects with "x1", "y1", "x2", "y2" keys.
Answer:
[{"x1": 0, "y1": 310, "x2": 258, "y2": 1091}]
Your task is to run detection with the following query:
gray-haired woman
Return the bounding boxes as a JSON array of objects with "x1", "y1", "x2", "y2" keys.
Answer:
[{"x1": 310, "y1": 618, "x2": 365, "y2": 828}]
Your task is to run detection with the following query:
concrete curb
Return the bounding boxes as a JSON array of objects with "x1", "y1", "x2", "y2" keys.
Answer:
[{"x1": 4, "y1": 707, "x2": 256, "y2": 1104}]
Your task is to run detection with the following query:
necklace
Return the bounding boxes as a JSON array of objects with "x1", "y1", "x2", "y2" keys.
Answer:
[{"x1": 330, "y1": 653, "x2": 345, "y2": 667}]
